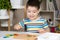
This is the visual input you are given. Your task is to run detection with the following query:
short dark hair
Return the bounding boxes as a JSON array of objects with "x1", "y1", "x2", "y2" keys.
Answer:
[{"x1": 26, "y1": 0, "x2": 42, "y2": 10}]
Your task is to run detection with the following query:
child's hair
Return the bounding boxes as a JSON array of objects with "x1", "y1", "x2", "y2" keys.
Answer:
[{"x1": 26, "y1": 0, "x2": 42, "y2": 10}]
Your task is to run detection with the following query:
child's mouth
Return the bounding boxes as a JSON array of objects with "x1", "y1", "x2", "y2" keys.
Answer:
[{"x1": 30, "y1": 16, "x2": 34, "y2": 18}]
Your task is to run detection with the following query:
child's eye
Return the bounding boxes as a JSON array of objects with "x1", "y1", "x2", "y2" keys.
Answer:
[
  {"x1": 27, "y1": 11, "x2": 31, "y2": 13},
  {"x1": 33, "y1": 12, "x2": 36, "y2": 13}
]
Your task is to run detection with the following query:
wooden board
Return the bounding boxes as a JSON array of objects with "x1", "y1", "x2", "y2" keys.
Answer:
[{"x1": 13, "y1": 34, "x2": 37, "y2": 40}]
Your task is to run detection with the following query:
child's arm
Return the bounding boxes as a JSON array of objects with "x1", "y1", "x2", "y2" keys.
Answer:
[
  {"x1": 38, "y1": 20, "x2": 50, "y2": 33},
  {"x1": 42, "y1": 20, "x2": 50, "y2": 32},
  {"x1": 38, "y1": 28, "x2": 46, "y2": 34},
  {"x1": 14, "y1": 20, "x2": 24, "y2": 31},
  {"x1": 43, "y1": 21, "x2": 50, "y2": 32},
  {"x1": 14, "y1": 24, "x2": 22, "y2": 30},
  {"x1": 44, "y1": 27, "x2": 50, "y2": 32}
]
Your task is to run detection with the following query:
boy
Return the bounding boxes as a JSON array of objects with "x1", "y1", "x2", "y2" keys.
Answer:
[{"x1": 14, "y1": 0, "x2": 50, "y2": 33}]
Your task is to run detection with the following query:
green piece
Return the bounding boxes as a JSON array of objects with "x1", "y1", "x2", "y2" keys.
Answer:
[{"x1": 10, "y1": 34, "x2": 14, "y2": 36}]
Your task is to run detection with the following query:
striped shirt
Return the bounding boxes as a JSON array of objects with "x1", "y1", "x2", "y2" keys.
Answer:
[{"x1": 19, "y1": 17, "x2": 48, "y2": 33}]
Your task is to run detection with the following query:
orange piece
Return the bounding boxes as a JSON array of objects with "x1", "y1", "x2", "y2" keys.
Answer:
[{"x1": 14, "y1": 34, "x2": 19, "y2": 36}]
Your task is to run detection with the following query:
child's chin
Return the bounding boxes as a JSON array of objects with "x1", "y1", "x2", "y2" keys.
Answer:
[{"x1": 29, "y1": 18, "x2": 35, "y2": 20}]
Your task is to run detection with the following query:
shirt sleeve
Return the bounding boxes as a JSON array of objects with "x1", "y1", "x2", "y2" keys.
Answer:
[
  {"x1": 19, "y1": 20, "x2": 24, "y2": 27},
  {"x1": 43, "y1": 20, "x2": 48, "y2": 28}
]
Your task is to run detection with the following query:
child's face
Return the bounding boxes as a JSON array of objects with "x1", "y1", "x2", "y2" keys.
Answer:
[{"x1": 26, "y1": 6, "x2": 39, "y2": 20}]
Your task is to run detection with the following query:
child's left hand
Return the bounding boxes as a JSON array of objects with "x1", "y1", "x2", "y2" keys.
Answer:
[{"x1": 38, "y1": 29, "x2": 46, "y2": 34}]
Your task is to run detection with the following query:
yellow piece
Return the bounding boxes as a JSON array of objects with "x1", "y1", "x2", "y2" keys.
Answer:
[{"x1": 5, "y1": 34, "x2": 10, "y2": 36}]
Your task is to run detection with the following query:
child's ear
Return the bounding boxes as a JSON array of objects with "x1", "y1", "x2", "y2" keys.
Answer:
[{"x1": 37, "y1": 9, "x2": 40, "y2": 13}]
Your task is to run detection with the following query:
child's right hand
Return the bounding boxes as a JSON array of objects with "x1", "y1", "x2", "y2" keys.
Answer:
[
  {"x1": 38, "y1": 29, "x2": 46, "y2": 34},
  {"x1": 14, "y1": 24, "x2": 22, "y2": 30}
]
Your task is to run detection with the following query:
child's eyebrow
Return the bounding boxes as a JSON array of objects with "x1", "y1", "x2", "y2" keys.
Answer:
[
  {"x1": 33, "y1": 9, "x2": 38, "y2": 11},
  {"x1": 27, "y1": 9, "x2": 36, "y2": 11}
]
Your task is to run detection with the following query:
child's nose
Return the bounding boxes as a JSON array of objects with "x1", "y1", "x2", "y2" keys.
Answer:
[{"x1": 30, "y1": 12, "x2": 34, "y2": 15}]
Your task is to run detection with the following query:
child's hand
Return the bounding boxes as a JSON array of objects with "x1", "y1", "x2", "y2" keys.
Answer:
[
  {"x1": 14, "y1": 24, "x2": 22, "y2": 30},
  {"x1": 38, "y1": 29, "x2": 46, "y2": 34}
]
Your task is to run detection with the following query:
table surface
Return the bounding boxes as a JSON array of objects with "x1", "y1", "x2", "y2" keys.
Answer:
[
  {"x1": 0, "y1": 31, "x2": 39, "y2": 34},
  {"x1": 0, "y1": 31, "x2": 60, "y2": 36},
  {"x1": 0, "y1": 31, "x2": 39, "y2": 40},
  {"x1": 0, "y1": 31, "x2": 60, "y2": 40}
]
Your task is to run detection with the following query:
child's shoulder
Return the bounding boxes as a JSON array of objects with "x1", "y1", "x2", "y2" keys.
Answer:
[{"x1": 39, "y1": 17, "x2": 47, "y2": 21}]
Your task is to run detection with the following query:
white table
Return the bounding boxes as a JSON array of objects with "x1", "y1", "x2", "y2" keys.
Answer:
[
  {"x1": 0, "y1": 31, "x2": 39, "y2": 34},
  {"x1": 0, "y1": 31, "x2": 60, "y2": 40},
  {"x1": 37, "y1": 32, "x2": 60, "y2": 40},
  {"x1": 0, "y1": 31, "x2": 39, "y2": 40}
]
